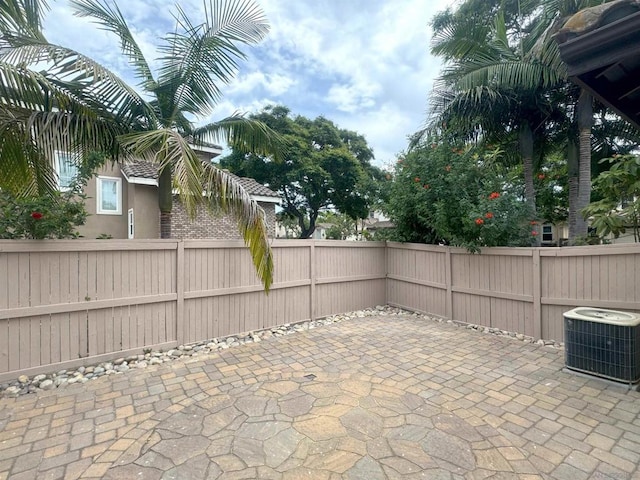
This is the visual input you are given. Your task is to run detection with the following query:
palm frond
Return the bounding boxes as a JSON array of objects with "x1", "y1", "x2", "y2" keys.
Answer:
[
  {"x1": 156, "y1": 0, "x2": 269, "y2": 119},
  {"x1": 0, "y1": 62, "x2": 129, "y2": 195},
  {"x1": 192, "y1": 114, "x2": 287, "y2": 161},
  {"x1": 119, "y1": 128, "x2": 274, "y2": 290},
  {"x1": 118, "y1": 129, "x2": 205, "y2": 216},
  {"x1": 0, "y1": 35, "x2": 154, "y2": 126},
  {"x1": 201, "y1": 161, "x2": 274, "y2": 291},
  {"x1": 0, "y1": 0, "x2": 48, "y2": 39},
  {"x1": 70, "y1": 0, "x2": 156, "y2": 91}
]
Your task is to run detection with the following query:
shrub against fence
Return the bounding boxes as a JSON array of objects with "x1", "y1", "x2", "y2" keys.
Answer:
[{"x1": 1, "y1": 239, "x2": 638, "y2": 381}]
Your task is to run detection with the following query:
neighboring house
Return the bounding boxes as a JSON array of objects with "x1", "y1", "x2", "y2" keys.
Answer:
[
  {"x1": 311, "y1": 223, "x2": 332, "y2": 240},
  {"x1": 540, "y1": 223, "x2": 568, "y2": 247},
  {"x1": 53, "y1": 147, "x2": 280, "y2": 240},
  {"x1": 362, "y1": 211, "x2": 394, "y2": 237}
]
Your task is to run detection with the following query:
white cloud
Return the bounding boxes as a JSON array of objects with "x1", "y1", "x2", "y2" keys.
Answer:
[
  {"x1": 326, "y1": 82, "x2": 381, "y2": 113},
  {"x1": 226, "y1": 72, "x2": 297, "y2": 97}
]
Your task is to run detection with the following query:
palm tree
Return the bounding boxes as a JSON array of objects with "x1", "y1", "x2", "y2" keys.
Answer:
[
  {"x1": 1, "y1": 0, "x2": 283, "y2": 290},
  {"x1": 426, "y1": 0, "x2": 619, "y2": 243},
  {"x1": 426, "y1": 8, "x2": 563, "y2": 235},
  {"x1": 527, "y1": 0, "x2": 606, "y2": 241}
]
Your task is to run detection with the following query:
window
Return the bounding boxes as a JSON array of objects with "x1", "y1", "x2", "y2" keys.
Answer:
[
  {"x1": 97, "y1": 176, "x2": 122, "y2": 215},
  {"x1": 54, "y1": 151, "x2": 78, "y2": 190},
  {"x1": 542, "y1": 225, "x2": 553, "y2": 243},
  {"x1": 128, "y1": 208, "x2": 134, "y2": 239}
]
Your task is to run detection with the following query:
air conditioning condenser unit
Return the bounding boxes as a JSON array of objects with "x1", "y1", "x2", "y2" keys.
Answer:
[{"x1": 564, "y1": 307, "x2": 640, "y2": 385}]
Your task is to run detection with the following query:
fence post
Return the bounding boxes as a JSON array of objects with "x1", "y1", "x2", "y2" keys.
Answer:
[
  {"x1": 532, "y1": 248, "x2": 542, "y2": 339},
  {"x1": 176, "y1": 241, "x2": 185, "y2": 345},
  {"x1": 309, "y1": 241, "x2": 316, "y2": 321},
  {"x1": 445, "y1": 248, "x2": 453, "y2": 319}
]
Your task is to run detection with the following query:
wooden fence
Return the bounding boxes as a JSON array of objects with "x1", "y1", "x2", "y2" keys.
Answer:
[
  {"x1": 1, "y1": 239, "x2": 639, "y2": 381},
  {"x1": 0, "y1": 240, "x2": 386, "y2": 382},
  {"x1": 386, "y1": 242, "x2": 640, "y2": 341}
]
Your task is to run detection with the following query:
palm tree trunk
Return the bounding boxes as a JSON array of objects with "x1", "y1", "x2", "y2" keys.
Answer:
[
  {"x1": 519, "y1": 123, "x2": 539, "y2": 246},
  {"x1": 575, "y1": 89, "x2": 593, "y2": 241},
  {"x1": 158, "y1": 167, "x2": 173, "y2": 239},
  {"x1": 567, "y1": 140, "x2": 579, "y2": 241}
]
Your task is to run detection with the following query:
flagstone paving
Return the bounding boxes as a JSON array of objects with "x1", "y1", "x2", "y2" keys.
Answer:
[{"x1": 1, "y1": 313, "x2": 640, "y2": 479}]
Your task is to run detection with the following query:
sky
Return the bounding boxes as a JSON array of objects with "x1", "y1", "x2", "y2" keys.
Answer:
[{"x1": 43, "y1": 0, "x2": 457, "y2": 168}]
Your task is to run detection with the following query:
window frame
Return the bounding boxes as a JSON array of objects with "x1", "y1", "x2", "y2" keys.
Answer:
[
  {"x1": 96, "y1": 176, "x2": 122, "y2": 215},
  {"x1": 54, "y1": 151, "x2": 79, "y2": 191}
]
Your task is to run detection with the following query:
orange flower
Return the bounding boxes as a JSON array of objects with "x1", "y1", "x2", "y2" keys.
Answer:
[
  {"x1": 31, "y1": 212, "x2": 43, "y2": 220},
  {"x1": 537, "y1": 173, "x2": 545, "y2": 180},
  {"x1": 484, "y1": 212, "x2": 493, "y2": 219},
  {"x1": 424, "y1": 184, "x2": 430, "y2": 189},
  {"x1": 414, "y1": 177, "x2": 420, "y2": 182},
  {"x1": 489, "y1": 192, "x2": 500, "y2": 200},
  {"x1": 475, "y1": 218, "x2": 484, "y2": 225},
  {"x1": 531, "y1": 231, "x2": 538, "y2": 236}
]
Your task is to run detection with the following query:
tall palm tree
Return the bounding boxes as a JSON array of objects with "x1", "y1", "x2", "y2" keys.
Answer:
[
  {"x1": 528, "y1": 0, "x2": 608, "y2": 241},
  {"x1": 427, "y1": 9, "x2": 563, "y2": 234},
  {"x1": 426, "y1": 0, "x2": 617, "y2": 243},
  {"x1": 1, "y1": 0, "x2": 283, "y2": 290}
]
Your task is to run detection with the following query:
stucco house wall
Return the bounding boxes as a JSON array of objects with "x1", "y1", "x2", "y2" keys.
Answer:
[
  {"x1": 77, "y1": 163, "x2": 128, "y2": 239},
  {"x1": 76, "y1": 161, "x2": 279, "y2": 240}
]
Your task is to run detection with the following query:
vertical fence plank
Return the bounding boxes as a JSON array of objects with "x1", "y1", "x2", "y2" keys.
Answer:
[
  {"x1": 176, "y1": 242, "x2": 184, "y2": 345},
  {"x1": 310, "y1": 243, "x2": 316, "y2": 322},
  {"x1": 532, "y1": 249, "x2": 542, "y2": 340},
  {"x1": 445, "y1": 249, "x2": 452, "y2": 319}
]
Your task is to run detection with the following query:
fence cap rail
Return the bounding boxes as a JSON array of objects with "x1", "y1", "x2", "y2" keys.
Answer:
[{"x1": 0, "y1": 239, "x2": 180, "y2": 252}]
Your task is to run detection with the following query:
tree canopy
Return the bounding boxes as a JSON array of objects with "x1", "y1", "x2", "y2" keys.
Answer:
[
  {"x1": 221, "y1": 105, "x2": 384, "y2": 238},
  {"x1": 407, "y1": 0, "x2": 640, "y2": 246}
]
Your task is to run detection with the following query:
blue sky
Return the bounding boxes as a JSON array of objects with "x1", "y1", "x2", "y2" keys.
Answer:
[{"x1": 44, "y1": 0, "x2": 456, "y2": 167}]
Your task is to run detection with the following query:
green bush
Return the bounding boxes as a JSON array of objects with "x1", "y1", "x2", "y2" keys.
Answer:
[
  {"x1": 0, "y1": 190, "x2": 88, "y2": 239},
  {"x1": 385, "y1": 141, "x2": 534, "y2": 251}
]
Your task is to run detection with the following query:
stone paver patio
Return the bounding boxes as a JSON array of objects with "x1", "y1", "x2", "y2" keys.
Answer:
[{"x1": 1, "y1": 313, "x2": 640, "y2": 480}]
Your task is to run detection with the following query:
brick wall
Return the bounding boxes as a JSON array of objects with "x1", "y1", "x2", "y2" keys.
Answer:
[{"x1": 170, "y1": 197, "x2": 277, "y2": 239}]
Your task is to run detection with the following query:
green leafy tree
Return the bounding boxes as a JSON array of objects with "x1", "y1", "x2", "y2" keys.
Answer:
[
  {"x1": 318, "y1": 211, "x2": 357, "y2": 240},
  {"x1": 221, "y1": 105, "x2": 382, "y2": 238},
  {"x1": 1, "y1": 0, "x2": 284, "y2": 290},
  {"x1": 425, "y1": 0, "x2": 634, "y2": 245},
  {"x1": 385, "y1": 141, "x2": 534, "y2": 251},
  {"x1": 426, "y1": 7, "x2": 562, "y2": 245},
  {"x1": 583, "y1": 155, "x2": 640, "y2": 242}
]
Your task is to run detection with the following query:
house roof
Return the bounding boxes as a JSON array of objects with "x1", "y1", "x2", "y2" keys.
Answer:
[
  {"x1": 555, "y1": 0, "x2": 640, "y2": 130},
  {"x1": 121, "y1": 161, "x2": 280, "y2": 200}
]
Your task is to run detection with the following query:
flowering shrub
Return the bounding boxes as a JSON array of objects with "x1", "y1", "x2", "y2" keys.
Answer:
[
  {"x1": 384, "y1": 139, "x2": 533, "y2": 250},
  {"x1": 0, "y1": 190, "x2": 88, "y2": 239}
]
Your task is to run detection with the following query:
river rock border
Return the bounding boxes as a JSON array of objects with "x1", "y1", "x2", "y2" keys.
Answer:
[{"x1": 0, "y1": 305, "x2": 562, "y2": 398}]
